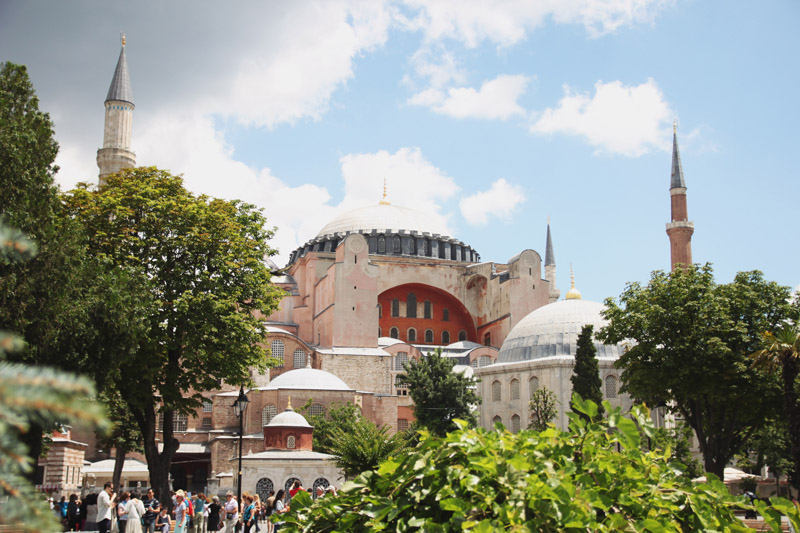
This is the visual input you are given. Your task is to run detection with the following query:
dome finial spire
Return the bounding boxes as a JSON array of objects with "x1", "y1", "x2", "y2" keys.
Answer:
[
  {"x1": 565, "y1": 263, "x2": 582, "y2": 300},
  {"x1": 121, "y1": 32, "x2": 126, "y2": 47},
  {"x1": 287, "y1": 396, "x2": 293, "y2": 411},
  {"x1": 379, "y1": 177, "x2": 391, "y2": 205}
]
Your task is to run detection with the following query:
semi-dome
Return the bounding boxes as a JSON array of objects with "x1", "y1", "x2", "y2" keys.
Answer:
[
  {"x1": 265, "y1": 368, "x2": 352, "y2": 391},
  {"x1": 266, "y1": 407, "x2": 312, "y2": 428},
  {"x1": 316, "y1": 204, "x2": 448, "y2": 239},
  {"x1": 497, "y1": 299, "x2": 623, "y2": 363}
]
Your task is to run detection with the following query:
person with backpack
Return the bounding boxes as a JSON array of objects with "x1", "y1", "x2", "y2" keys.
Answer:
[{"x1": 192, "y1": 493, "x2": 206, "y2": 533}]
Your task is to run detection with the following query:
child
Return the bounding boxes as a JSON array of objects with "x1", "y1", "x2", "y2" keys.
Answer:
[{"x1": 155, "y1": 508, "x2": 171, "y2": 533}]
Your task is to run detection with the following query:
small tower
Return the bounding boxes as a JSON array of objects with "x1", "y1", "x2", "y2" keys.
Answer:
[
  {"x1": 97, "y1": 34, "x2": 135, "y2": 184},
  {"x1": 544, "y1": 218, "x2": 560, "y2": 303},
  {"x1": 665, "y1": 122, "x2": 694, "y2": 271}
]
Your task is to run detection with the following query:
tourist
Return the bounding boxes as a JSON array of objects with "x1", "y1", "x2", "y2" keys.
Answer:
[
  {"x1": 264, "y1": 491, "x2": 275, "y2": 533},
  {"x1": 222, "y1": 491, "x2": 238, "y2": 533},
  {"x1": 325, "y1": 486, "x2": 337, "y2": 497},
  {"x1": 67, "y1": 493, "x2": 81, "y2": 531},
  {"x1": 252, "y1": 493, "x2": 263, "y2": 532},
  {"x1": 82, "y1": 492, "x2": 97, "y2": 530},
  {"x1": 206, "y1": 495, "x2": 221, "y2": 532},
  {"x1": 174, "y1": 490, "x2": 189, "y2": 533},
  {"x1": 97, "y1": 482, "x2": 117, "y2": 533},
  {"x1": 314, "y1": 485, "x2": 324, "y2": 500},
  {"x1": 271, "y1": 490, "x2": 288, "y2": 532},
  {"x1": 125, "y1": 491, "x2": 146, "y2": 533},
  {"x1": 59, "y1": 496, "x2": 69, "y2": 528},
  {"x1": 242, "y1": 494, "x2": 256, "y2": 533},
  {"x1": 288, "y1": 480, "x2": 304, "y2": 500},
  {"x1": 117, "y1": 491, "x2": 130, "y2": 533},
  {"x1": 155, "y1": 508, "x2": 171, "y2": 533},
  {"x1": 192, "y1": 492, "x2": 206, "y2": 533},
  {"x1": 142, "y1": 489, "x2": 160, "y2": 533}
]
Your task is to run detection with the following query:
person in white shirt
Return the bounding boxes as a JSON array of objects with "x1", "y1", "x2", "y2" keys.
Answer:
[
  {"x1": 96, "y1": 482, "x2": 117, "y2": 533},
  {"x1": 223, "y1": 492, "x2": 238, "y2": 533},
  {"x1": 125, "y1": 491, "x2": 147, "y2": 533}
]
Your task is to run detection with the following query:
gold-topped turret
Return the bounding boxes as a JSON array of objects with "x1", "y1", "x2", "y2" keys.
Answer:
[
  {"x1": 565, "y1": 264, "x2": 582, "y2": 300},
  {"x1": 379, "y1": 177, "x2": 391, "y2": 205}
]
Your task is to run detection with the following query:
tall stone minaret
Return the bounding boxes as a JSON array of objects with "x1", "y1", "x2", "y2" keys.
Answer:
[
  {"x1": 544, "y1": 218, "x2": 560, "y2": 303},
  {"x1": 97, "y1": 34, "x2": 135, "y2": 184},
  {"x1": 666, "y1": 122, "x2": 694, "y2": 271}
]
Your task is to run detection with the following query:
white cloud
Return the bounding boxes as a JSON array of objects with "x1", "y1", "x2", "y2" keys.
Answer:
[
  {"x1": 413, "y1": 74, "x2": 530, "y2": 120},
  {"x1": 459, "y1": 178, "x2": 526, "y2": 226},
  {"x1": 530, "y1": 78, "x2": 673, "y2": 156}
]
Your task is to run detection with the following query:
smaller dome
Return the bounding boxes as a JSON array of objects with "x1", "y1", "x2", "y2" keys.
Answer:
[
  {"x1": 266, "y1": 368, "x2": 352, "y2": 391},
  {"x1": 316, "y1": 203, "x2": 448, "y2": 238},
  {"x1": 267, "y1": 407, "x2": 311, "y2": 428}
]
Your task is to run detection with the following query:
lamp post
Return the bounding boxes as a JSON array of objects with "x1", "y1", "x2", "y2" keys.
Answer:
[{"x1": 232, "y1": 385, "x2": 250, "y2": 511}]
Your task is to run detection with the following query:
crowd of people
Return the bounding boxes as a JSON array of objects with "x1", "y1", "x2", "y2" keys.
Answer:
[{"x1": 55, "y1": 480, "x2": 338, "y2": 533}]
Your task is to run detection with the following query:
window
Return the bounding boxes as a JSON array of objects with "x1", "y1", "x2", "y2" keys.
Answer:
[
  {"x1": 484, "y1": 333, "x2": 491, "y2": 347},
  {"x1": 312, "y1": 478, "x2": 329, "y2": 500},
  {"x1": 529, "y1": 376, "x2": 539, "y2": 399},
  {"x1": 271, "y1": 340, "x2": 285, "y2": 367},
  {"x1": 420, "y1": 240, "x2": 427, "y2": 256},
  {"x1": 510, "y1": 379, "x2": 520, "y2": 401},
  {"x1": 285, "y1": 478, "x2": 301, "y2": 494},
  {"x1": 395, "y1": 374, "x2": 408, "y2": 388},
  {"x1": 442, "y1": 331, "x2": 450, "y2": 344},
  {"x1": 424, "y1": 329, "x2": 434, "y2": 343},
  {"x1": 511, "y1": 414, "x2": 521, "y2": 433},
  {"x1": 492, "y1": 380, "x2": 501, "y2": 402},
  {"x1": 478, "y1": 355, "x2": 492, "y2": 367},
  {"x1": 406, "y1": 293, "x2": 417, "y2": 318},
  {"x1": 395, "y1": 352, "x2": 408, "y2": 371},
  {"x1": 287, "y1": 435, "x2": 296, "y2": 449},
  {"x1": 605, "y1": 375, "x2": 618, "y2": 398},
  {"x1": 407, "y1": 328, "x2": 416, "y2": 343},
  {"x1": 256, "y1": 478, "x2": 274, "y2": 502},
  {"x1": 424, "y1": 301, "x2": 432, "y2": 319},
  {"x1": 262, "y1": 404, "x2": 277, "y2": 426},
  {"x1": 458, "y1": 330, "x2": 467, "y2": 342},
  {"x1": 173, "y1": 413, "x2": 188, "y2": 433},
  {"x1": 201, "y1": 417, "x2": 212, "y2": 430},
  {"x1": 377, "y1": 304, "x2": 382, "y2": 318},
  {"x1": 378, "y1": 236, "x2": 385, "y2": 253},
  {"x1": 391, "y1": 299, "x2": 400, "y2": 317},
  {"x1": 293, "y1": 349, "x2": 306, "y2": 369},
  {"x1": 393, "y1": 236, "x2": 401, "y2": 253},
  {"x1": 443, "y1": 308, "x2": 449, "y2": 321},
  {"x1": 397, "y1": 419, "x2": 409, "y2": 431},
  {"x1": 492, "y1": 415, "x2": 502, "y2": 426},
  {"x1": 390, "y1": 327, "x2": 399, "y2": 339},
  {"x1": 309, "y1": 403, "x2": 325, "y2": 417},
  {"x1": 202, "y1": 399, "x2": 213, "y2": 413}
]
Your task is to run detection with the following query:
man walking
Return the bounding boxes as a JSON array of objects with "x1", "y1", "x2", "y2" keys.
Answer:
[
  {"x1": 96, "y1": 482, "x2": 117, "y2": 533},
  {"x1": 142, "y1": 489, "x2": 161, "y2": 533}
]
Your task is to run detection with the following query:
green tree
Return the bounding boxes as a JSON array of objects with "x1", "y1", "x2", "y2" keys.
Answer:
[
  {"x1": 528, "y1": 387, "x2": 558, "y2": 431},
  {"x1": 399, "y1": 347, "x2": 480, "y2": 437},
  {"x1": 735, "y1": 418, "x2": 792, "y2": 497},
  {"x1": 571, "y1": 324, "x2": 604, "y2": 419},
  {"x1": 278, "y1": 395, "x2": 800, "y2": 532},
  {"x1": 327, "y1": 417, "x2": 409, "y2": 479},
  {"x1": 648, "y1": 422, "x2": 702, "y2": 480},
  {"x1": 299, "y1": 401, "x2": 361, "y2": 454},
  {"x1": 750, "y1": 322, "x2": 800, "y2": 491},
  {"x1": 96, "y1": 387, "x2": 144, "y2": 491},
  {"x1": 63, "y1": 167, "x2": 284, "y2": 503},
  {"x1": 598, "y1": 264, "x2": 792, "y2": 479}
]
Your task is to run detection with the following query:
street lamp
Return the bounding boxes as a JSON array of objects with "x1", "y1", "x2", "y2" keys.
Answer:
[{"x1": 232, "y1": 385, "x2": 250, "y2": 509}]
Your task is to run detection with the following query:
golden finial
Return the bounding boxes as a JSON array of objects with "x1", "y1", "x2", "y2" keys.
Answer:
[
  {"x1": 547, "y1": 215, "x2": 550, "y2": 225},
  {"x1": 565, "y1": 263, "x2": 582, "y2": 300},
  {"x1": 379, "y1": 177, "x2": 391, "y2": 205},
  {"x1": 673, "y1": 120, "x2": 677, "y2": 135},
  {"x1": 121, "y1": 32, "x2": 126, "y2": 47},
  {"x1": 287, "y1": 396, "x2": 293, "y2": 410}
]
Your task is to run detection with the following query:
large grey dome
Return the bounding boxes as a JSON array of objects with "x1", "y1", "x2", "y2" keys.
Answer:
[
  {"x1": 316, "y1": 204, "x2": 448, "y2": 238},
  {"x1": 497, "y1": 299, "x2": 623, "y2": 363},
  {"x1": 265, "y1": 368, "x2": 352, "y2": 391}
]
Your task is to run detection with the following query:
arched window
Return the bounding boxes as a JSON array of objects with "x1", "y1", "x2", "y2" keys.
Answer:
[
  {"x1": 407, "y1": 293, "x2": 417, "y2": 318},
  {"x1": 262, "y1": 404, "x2": 278, "y2": 426},
  {"x1": 443, "y1": 308, "x2": 449, "y2": 321},
  {"x1": 391, "y1": 298, "x2": 400, "y2": 317},
  {"x1": 378, "y1": 236, "x2": 386, "y2": 253},
  {"x1": 511, "y1": 414, "x2": 521, "y2": 433},
  {"x1": 458, "y1": 330, "x2": 467, "y2": 342},
  {"x1": 256, "y1": 478, "x2": 274, "y2": 502},
  {"x1": 407, "y1": 328, "x2": 416, "y2": 343},
  {"x1": 312, "y1": 478, "x2": 329, "y2": 500},
  {"x1": 293, "y1": 349, "x2": 306, "y2": 369},
  {"x1": 285, "y1": 477, "x2": 301, "y2": 494},
  {"x1": 529, "y1": 376, "x2": 539, "y2": 399},
  {"x1": 395, "y1": 352, "x2": 408, "y2": 371},
  {"x1": 408, "y1": 239, "x2": 416, "y2": 255},
  {"x1": 390, "y1": 327, "x2": 399, "y2": 339},
  {"x1": 397, "y1": 419, "x2": 409, "y2": 431},
  {"x1": 173, "y1": 413, "x2": 188, "y2": 432},
  {"x1": 605, "y1": 375, "x2": 618, "y2": 398},
  {"x1": 271, "y1": 340, "x2": 285, "y2": 367},
  {"x1": 309, "y1": 404, "x2": 325, "y2": 417},
  {"x1": 420, "y1": 240, "x2": 427, "y2": 256},
  {"x1": 478, "y1": 355, "x2": 493, "y2": 367},
  {"x1": 393, "y1": 236, "x2": 401, "y2": 253},
  {"x1": 424, "y1": 329, "x2": 434, "y2": 343},
  {"x1": 424, "y1": 301, "x2": 432, "y2": 319},
  {"x1": 492, "y1": 380, "x2": 501, "y2": 402},
  {"x1": 510, "y1": 379, "x2": 520, "y2": 400},
  {"x1": 442, "y1": 331, "x2": 450, "y2": 344},
  {"x1": 484, "y1": 333, "x2": 491, "y2": 347},
  {"x1": 377, "y1": 304, "x2": 382, "y2": 318},
  {"x1": 492, "y1": 415, "x2": 502, "y2": 427},
  {"x1": 287, "y1": 435, "x2": 296, "y2": 449}
]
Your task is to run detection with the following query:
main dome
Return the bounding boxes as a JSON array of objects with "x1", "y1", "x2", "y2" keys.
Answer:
[
  {"x1": 316, "y1": 204, "x2": 448, "y2": 238},
  {"x1": 497, "y1": 299, "x2": 623, "y2": 363},
  {"x1": 265, "y1": 367, "x2": 352, "y2": 391}
]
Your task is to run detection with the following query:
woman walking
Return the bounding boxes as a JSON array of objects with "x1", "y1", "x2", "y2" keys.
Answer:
[
  {"x1": 125, "y1": 491, "x2": 146, "y2": 533},
  {"x1": 206, "y1": 495, "x2": 221, "y2": 532}
]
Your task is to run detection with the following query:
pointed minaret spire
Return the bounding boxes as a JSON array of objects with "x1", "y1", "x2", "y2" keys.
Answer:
[
  {"x1": 666, "y1": 122, "x2": 694, "y2": 271},
  {"x1": 97, "y1": 35, "x2": 136, "y2": 184},
  {"x1": 544, "y1": 218, "x2": 560, "y2": 303}
]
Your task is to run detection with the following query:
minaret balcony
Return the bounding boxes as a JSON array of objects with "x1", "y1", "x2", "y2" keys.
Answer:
[{"x1": 666, "y1": 221, "x2": 694, "y2": 230}]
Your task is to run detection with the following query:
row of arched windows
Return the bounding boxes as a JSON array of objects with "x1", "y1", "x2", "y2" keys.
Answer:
[
  {"x1": 385, "y1": 327, "x2": 466, "y2": 344},
  {"x1": 256, "y1": 477, "x2": 331, "y2": 502},
  {"x1": 492, "y1": 414, "x2": 522, "y2": 433},
  {"x1": 491, "y1": 375, "x2": 618, "y2": 402},
  {"x1": 262, "y1": 403, "x2": 325, "y2": 427},
  {"x1": 271, "y1": 340, "x2": 307, "y2": 369}
]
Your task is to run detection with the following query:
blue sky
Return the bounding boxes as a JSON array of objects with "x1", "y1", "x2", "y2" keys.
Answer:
[{"x1": 1, "y1": 0, "x2": 798, "y2": 303}]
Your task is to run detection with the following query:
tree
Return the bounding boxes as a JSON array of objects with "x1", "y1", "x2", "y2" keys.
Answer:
[
  {"x1": 96, "y1": 387, "x2": 144, "y2": 491},
  {"x1": 399, "y1": 348, "x2": 480, "y2": 437},
  {"x1": 278, "y1": 395, "x2": 800, "y2": 532},
  {"x1": 735, "y1": 417, "x2": 792, "y2": 497},
  {"x1": 528, "y1": 387, "x2": 558, "y2": 431},
  {"x1": 751, "y1": 322, "x2": 800, "y2": 491},
  {"x1": 299, "y1": 401, "x2": 361, "y2": 454},
  {"x1": 63, "y1": 167, "x2": 284, "y2": 503},
  {"x1": 327, "y1": 418, "x2": 409, "y2": 479},
  {"x1": 598, "y1": 264, "x2": 792, "y2": 479},
  {"x1": 571, "y1": 324, "x2": 604, "y2": 419}
]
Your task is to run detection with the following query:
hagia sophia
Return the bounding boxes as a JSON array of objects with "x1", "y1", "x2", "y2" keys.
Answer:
[{"x1": 38, "y1": 39, "x2": 693, "y2": 501}]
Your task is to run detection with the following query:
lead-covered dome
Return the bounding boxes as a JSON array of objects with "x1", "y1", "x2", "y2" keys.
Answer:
[
  {"x1": 316, "y1": 204, "x2": 447, "y2": 239},
  {"x1": 497, "y1": 299, "x2": 623, "y2": 363},
  {"x1": 266, "y1": 408, "x2": 312, "y2": 428},
  {"x1": 265, "y1": 368, "x2": 352, "y2": 391}
]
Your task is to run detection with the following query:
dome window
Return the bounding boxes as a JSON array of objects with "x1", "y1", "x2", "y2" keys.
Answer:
[
  {"x1": 287, "y1": 435, "x2": 296, "y2": 449},
  {"x1": 262, "y1": 404, "x2": 277, "y2": 426},
  {"x1": 309, "y1": 403, "x2": 325, "y2": 417},
  {"x1": 271, "y1": 340, "x2": 285, "y2": 367},
  {"x1": 378, "y1": 236, "x2": 386, "y2": 253},
  {"x1": 293, "y1": 349, "x2": 306, "y2": 369},
  {"x1": 393, "y1": 236, "x2": 401, "y2": 254}
]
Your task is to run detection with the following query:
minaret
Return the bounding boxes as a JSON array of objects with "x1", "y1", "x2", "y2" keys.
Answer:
[
  {"x1": 665, "y1": 122, "x2": 694, "y2": 271},
  {"x1": 544, "y1": 218, "x2": 560, "y2": 303},
  {"x1": 97, "y1": 34, "x2": 135, "y2": 184}
]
